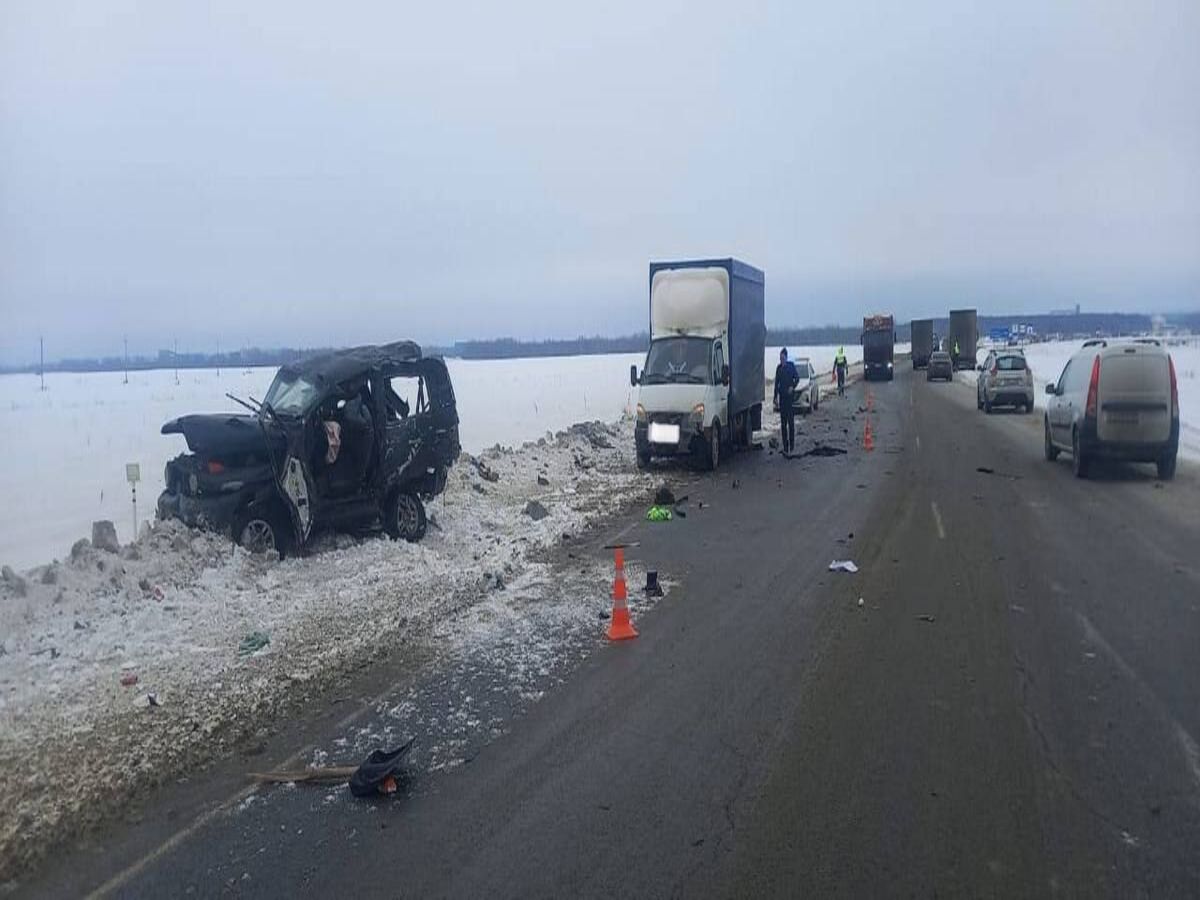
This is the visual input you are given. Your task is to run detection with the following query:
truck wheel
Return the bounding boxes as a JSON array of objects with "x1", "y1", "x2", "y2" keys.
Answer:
[
  {"x1": 1072, "y1": 428, "x2": 1090, "y2": 479},
  {"x1": 1043, "y1": 418, "x2": 1059, "y2": 461},
  {"x1": 636, "y1": 448, "x2": 651, "y2": 470},
  {"x1": 236, "y1": 508, "x2": 291, "y2": 558},
  {"x1": 1157, "y1": 451, "x2": 1177, "y2": 481},
  {"x1": 742, "y1": 412, "x2": 753, "y2": 448},
  {"x1": 386, "y1": 491, "x2": 427, "y2": 542},
  {"x1": 705, "y1": 424, "x2": 720, "y2": 471}
]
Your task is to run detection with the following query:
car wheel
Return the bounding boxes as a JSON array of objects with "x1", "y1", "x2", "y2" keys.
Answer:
[
  {"x1": 386, "y1": 491, "x2": 427, "y2": 542},
  {"x1": 984, "y1": 397, "x2": 992, "y2": 414},
  {"x1": 706, "y1": 423, "x2": 720, "y2": 471},
  {"x1": 1043, "y1": 418, "x2": 1059, "y2": 461},
  {"x1": 1157, "y1": 451, "x2": 1177, "y2": 481},
  {"x1": 236, "y1": 509, "x2": 290, "y2": 558},
  {"x1": 1072, "y1": 427, "x2": 1090, "y2": 479}
]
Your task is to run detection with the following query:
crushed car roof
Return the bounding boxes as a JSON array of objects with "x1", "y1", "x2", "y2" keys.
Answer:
[{"x1": 278, "y1": 341, "x2": 425, "y2": 385}]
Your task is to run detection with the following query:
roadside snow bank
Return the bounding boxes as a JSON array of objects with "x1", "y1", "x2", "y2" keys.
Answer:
[{"x1": 0, "y1": 417, "x2": 651, "y2": 880}]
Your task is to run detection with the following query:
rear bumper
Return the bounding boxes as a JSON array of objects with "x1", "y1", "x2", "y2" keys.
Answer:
[
  {"x1": 985, "y1": 386, "x2": 1034, "y2": 406},
  {"x1": 1080, "y1": 418, "x2": 1179, "y2": 461},
  {"x1": 157, "y1": 490, "x2": 241, "y2": 533},
  {"x1": 927, "y1": 367, "x2": 953, "y2": 379}
]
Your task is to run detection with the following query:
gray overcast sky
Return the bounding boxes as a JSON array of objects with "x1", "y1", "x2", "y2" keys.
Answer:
[{"x1": 2, "y1": 0, "x2": 1198, "y2": 362}]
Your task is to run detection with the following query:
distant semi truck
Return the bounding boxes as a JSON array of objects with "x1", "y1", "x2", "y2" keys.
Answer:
[
  {"x1": 910, "y1": 319, "x2": 934, "y2": 369},
  {"x1": 948, "y1": 308, "x2": 978, "y2": 370},
  {"x1": 631, "y1": 258, "x2": 766, "y2": 470},
  {"x1": 861, "y1": 314, "x2": 896, "y2": 381}
]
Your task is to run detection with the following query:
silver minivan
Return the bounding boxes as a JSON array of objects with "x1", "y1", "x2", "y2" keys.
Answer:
[{"x1": 1043, "y1": 339, "x2": 1180, "y2": 479}]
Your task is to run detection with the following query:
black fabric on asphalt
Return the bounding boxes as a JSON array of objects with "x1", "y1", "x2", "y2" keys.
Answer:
[{"x1": 349, "y1": 738, "x2": 416, "y2": 797}]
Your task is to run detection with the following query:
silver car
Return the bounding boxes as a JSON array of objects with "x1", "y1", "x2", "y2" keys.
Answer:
[
  {"x1": 772, "y1": 357, "x2": 821, "y2": 413},
  {"x1": 976, "y1": 348, "x2": 1034, "y2": 413},
  {"x1": 1044, "y1": 339, "x2": 1180, "y2": 480}
]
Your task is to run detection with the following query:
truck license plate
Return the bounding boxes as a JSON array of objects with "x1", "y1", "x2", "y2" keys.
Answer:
[{"x1": 648, "y1": 423, "x2": 681, "y2": 445}]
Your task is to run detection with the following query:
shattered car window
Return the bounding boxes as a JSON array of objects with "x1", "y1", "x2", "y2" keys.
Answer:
[{"x1": 264, "y1": 373, "x2": 321, "y2": 416}]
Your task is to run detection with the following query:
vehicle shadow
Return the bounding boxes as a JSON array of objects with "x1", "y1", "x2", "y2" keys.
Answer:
[{"x1": 1049, "y1": 457, "x2": 1164, "y2": 483}]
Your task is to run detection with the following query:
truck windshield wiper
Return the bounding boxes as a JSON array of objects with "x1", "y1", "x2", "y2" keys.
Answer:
[
  {"x1": 226, "y1": 392, "x2": 261, "y2": 415},
  {"x1": 641, "y1": 373, "x2": 668, "y2": 384},
  {"x1": 667, "y1": 372, "x2": 704, "y2": 383}
]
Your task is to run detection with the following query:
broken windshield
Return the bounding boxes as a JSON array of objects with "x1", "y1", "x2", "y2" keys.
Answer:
[
  {"x1": 263, "y1": 372, "x2": 321, "y2": 417},
  {"x1": 642, "y1": 337, "x2": 712, "y2": 385}
]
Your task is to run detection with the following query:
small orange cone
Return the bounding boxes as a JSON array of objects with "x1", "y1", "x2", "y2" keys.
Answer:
[
  {"x1": 863, "y1": 419, "x2": 875, "y2": 452},
  {"x1": 607, "y1": 547, "x2": 638, "y2": 641}
]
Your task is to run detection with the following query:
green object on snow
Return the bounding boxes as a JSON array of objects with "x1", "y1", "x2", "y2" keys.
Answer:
[
  {"x1": 239, "y1": 631, "x2": 271, "y2": 656},
  {"x1": 646, "y1": 505, "x2": 673, "y2": 522}
]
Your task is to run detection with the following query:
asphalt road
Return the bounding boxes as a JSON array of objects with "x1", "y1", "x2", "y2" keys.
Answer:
[{"x1": 27, "y1": 366, "x2": 1200, "y2": 898}]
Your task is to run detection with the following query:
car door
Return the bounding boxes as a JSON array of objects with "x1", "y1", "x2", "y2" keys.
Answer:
[{"x1": 1049, "y1": 360, "x2": 1073, "y2": 442}]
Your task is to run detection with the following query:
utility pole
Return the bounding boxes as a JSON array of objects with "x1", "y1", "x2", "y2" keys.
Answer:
[
  {"x1": 38, "y1": 336, "x2": 46, "y2": 391},
  {"x1": 123, "y1": 335, "x2": 129, "y2": 384}
]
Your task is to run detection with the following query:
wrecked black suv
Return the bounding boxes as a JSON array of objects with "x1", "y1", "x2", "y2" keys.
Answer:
[{"x1": 157, "y1": 341, "x2": 460, "y2": 554}]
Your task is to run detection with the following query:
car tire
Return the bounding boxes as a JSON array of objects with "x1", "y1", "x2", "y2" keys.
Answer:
[
  {"x1": 1072, "y1": 427, "x2": 1090, "y2": 479},
  {"x1": 1044, "y1": 418, "x2": 1059, "y2": 461},
  {"x1": 705, "y1": 423, "x2": 720, "y2": 471},
  {"x1": 385, "y1": 490, "x2": 427, "y2": 542},
  {"x1": 1157, "y1": 451, "x2": 1177, "y2": 481},
  {"x1": 984, "y1": 397, "x2": 992, "y2": 414},
  {"x1": 236, "y1": 507, "x2": 291, "y2": 558}
]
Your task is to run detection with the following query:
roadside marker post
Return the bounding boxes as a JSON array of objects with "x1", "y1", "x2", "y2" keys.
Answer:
[{"x1": 126, "y1": 463, "x2": 141, "y2": 538}]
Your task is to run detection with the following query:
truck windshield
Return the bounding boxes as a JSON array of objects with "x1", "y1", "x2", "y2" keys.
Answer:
[
  {"x1": 642, "y1": 337, "x2": 712, "y2": 385},
  {"x1": 264, "y1": 372, "x2": 321, "y2": 416},
  {"x1": 863, "y1": 331, "x2": 893, "y2": 349}
]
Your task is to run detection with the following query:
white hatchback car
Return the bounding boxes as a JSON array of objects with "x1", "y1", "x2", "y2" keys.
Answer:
[{"x1": 1044, "y1": 339, "x2": 1180, "y2": 479}]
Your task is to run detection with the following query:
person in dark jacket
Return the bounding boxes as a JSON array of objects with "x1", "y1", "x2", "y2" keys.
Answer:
[{"x1": 774, "y1": 348, "x2": 799, "y2": 455}]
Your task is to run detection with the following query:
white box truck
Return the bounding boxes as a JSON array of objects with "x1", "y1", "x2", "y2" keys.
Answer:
[{"x1": 630, "y1": 259, "x2": 766, "y2": 470}]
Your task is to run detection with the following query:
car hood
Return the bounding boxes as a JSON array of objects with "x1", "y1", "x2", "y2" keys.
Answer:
[{"x1": 161, "y1": 413, "x2": 283, "y2": 456}]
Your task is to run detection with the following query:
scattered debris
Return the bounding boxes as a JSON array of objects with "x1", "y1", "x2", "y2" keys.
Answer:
[
  {"x1": 473, "y1": 458, "x2": 500, "y2": 483},
  {"x1": 916, "y1": 614, "x2": 936, "y2": 623},
  {"x1": 645, "y1": 570, "x2": 664, "y2": 597},
  {"x1": 522, "y1": 500, "x2": 550, "y2": 521},
  {"x1": 975, "y1": 466, "x2": 1022, "y2": 480},
  {"x1": 537, "y1": 474, "x2": 550, "y2": 486},
  {"x1": 119, "y1": 672, "x2": 138, "y2": 687},
  {"x1": 857, "y1": 597, "x2": 865, "y2": 608},
  {"x1": 91, "y1": 520, "x2": 121, "y2": 554},
  {"x1": 646, "y1": 506, "x2": 673, "y2": 522},
  {"x1": 349, "y1": 738, "x2": 417, "y2": 798},
  {"x1": 828, "y1": 560, "x2": 859, "y2": 573},
  {"x1": 238, "y1": 631, "x2": 271, "y2": 656},
  {"x1": 251, "y1": 766, "x2": 359, "y2": 785},
  {"x1": 653, "y1": 484, "x2": 677, "y2": 506}
]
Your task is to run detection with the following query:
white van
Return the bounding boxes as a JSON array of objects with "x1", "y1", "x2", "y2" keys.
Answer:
[{"x1": 1043, "y1": 339, "x2": 1180, "y2": 479}]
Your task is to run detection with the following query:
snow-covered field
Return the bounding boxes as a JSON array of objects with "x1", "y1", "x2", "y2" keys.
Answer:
[
  {"x1": 0, "y1": 346, "x2": 867, "y2": 569},
  {"x1": 954, "y1": 338, "x2": 1200, "y2": 459}
]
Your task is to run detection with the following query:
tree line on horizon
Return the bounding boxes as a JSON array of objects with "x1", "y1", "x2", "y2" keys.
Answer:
[{"x1": 5, "y1": 310, "x2": 1196, "y2": 373}]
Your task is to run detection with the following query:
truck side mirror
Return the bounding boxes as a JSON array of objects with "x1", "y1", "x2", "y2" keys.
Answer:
[
  {"x1": 630, "y1": 365, "x2": 639, "y2": 387},
  {"x1": 1044, "y1": 383, "x2": 1056, "y2": 395},
  {"x1": 721, "y1": 364, "x2": 731, "y2": 386}
]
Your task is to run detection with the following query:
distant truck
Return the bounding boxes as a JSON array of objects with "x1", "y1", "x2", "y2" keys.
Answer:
[
  {"x1": 861, "y1": 314, "x2": 896, "y2": 381},
  {"x1": 910, "y1": 319, "x2": 934, "y2": 369},
  {"x1": 949, "y1": 308, "x2": 978, "y2": 370},
  {"x1": 631, "y1": 258, "x2": 766, "y2": 470}
]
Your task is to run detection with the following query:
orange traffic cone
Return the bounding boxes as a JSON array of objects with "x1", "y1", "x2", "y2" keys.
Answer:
[
  {"x1": 607, "y1": 547, "x2": 638, "y2": 641},
  {"x1": 863, "y1": 419, "x2": 875, "y2": 452}
]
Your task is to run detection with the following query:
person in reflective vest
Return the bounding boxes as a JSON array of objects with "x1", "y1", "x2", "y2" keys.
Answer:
[{"x1": 834, "y1": 347, "x2": 848, "y2": 396}]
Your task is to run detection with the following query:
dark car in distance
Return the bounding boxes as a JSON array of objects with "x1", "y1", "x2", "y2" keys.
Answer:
[
  {"x1": 927, "y1": 350, "x2": 954, "y2": 382},
  {"x1": 157, "y1": 341, "x2": 461, "y2": 555}
]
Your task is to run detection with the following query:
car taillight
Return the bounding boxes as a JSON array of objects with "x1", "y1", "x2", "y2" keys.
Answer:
[
  {"x1": 1169, "y1": 355, "x2": 1179, "y2": 418},
  {"x1": 1084, "y1": 354, "x2": 1100, "y2": 419},
  {"x1": 206, "y1": 460, "x2": 226, "y2": 474}
]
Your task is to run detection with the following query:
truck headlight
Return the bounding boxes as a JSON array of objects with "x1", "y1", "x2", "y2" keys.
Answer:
[
  {"x1": 636, "y1": 403, "x2": 647, "y2": 423},
  {"x1": 689, "y1": 403, "x2": 705, "y2": 425}
]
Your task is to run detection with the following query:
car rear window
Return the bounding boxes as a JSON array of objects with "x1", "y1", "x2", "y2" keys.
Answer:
[
  {"x1": 1101, "y1": 351, "x2": 1169, "y2": 394},
  {"x1": 996, "y1": 356, "x2": 1026, "y2": 371},
  {"x1": 795, "y1": 363, "x2": 810, "y2": 378}
]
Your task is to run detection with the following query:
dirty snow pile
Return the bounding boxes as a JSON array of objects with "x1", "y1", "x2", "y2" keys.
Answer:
[{"x1": 0, "y1": 418, "x2": 650, "y2": 879}]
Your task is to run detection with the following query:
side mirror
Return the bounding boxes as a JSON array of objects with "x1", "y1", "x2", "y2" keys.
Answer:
[
  {"x1": 976, "y1": 364, "x2": 985, "y2": 372},
  {"x1": 721, "y1": 364, "x2": 731, "y2": 386},
  {"x1": 1044, "y1": 383, "x2": 1056, "y2": 395},
  {"x1": 630, "y1": 365, "x2": 639, "y2": 388}
]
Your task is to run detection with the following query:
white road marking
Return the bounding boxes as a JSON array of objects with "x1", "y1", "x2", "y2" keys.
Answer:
[{"x1": 931, "y1": 502, "x2": 945, "y2": 540}]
